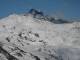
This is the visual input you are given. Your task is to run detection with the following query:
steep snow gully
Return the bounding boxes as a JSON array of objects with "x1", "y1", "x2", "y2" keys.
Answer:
[{"x1": 0, "y1": 9, "x2": 80, "y2": 60}]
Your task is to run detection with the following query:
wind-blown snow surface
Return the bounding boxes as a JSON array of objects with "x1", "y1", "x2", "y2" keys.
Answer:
[{"x1": 0, "y1": 14, "x2": 80, "y2": 60}]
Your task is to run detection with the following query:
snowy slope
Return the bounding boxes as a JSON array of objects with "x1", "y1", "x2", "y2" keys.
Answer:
[{"x1": 0, "y1": 10, "x2": 80, "y2": 60}]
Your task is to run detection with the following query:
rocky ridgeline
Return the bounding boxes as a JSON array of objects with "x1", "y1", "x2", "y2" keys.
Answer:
[{"x1": 25, "y1": 9, "x2": 71, "y2": 24}]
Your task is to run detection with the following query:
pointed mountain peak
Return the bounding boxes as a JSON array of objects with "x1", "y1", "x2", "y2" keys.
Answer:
[{"x1": 28, "y1": 9, "x2": 44, "y2": 17}]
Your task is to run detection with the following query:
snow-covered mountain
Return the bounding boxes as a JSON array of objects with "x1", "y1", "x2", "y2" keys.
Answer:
[{"x1": 0, "y1": 9, "x2": 80, "y2": 60}]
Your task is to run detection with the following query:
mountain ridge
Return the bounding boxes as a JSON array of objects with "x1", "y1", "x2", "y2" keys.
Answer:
[{"x1": 0, "y1": 9, "x2": 80, "y2": 60}]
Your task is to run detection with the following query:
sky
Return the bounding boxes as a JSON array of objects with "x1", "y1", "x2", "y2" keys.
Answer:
[{"x1": 0, "y1": 0, "x2": 80, "y2": 20}]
